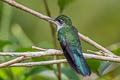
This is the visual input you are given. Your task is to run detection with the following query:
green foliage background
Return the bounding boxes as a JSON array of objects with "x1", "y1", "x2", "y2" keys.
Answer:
[{"x1": 0, "y1": 0, "x2": 120, "y2": 80}]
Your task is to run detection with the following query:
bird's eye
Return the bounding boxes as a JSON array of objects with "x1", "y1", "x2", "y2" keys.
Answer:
[{"x1": 58, "y1": 19, "x2": 63, "y2": 24}]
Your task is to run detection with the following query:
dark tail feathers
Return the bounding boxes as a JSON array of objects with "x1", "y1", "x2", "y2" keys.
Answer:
[{"x1": 64, "y1": 51, "x2": 91, "y2": 76}]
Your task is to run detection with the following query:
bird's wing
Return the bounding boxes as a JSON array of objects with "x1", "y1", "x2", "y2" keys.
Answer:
[
  {"x1": 59, "y1": 38, "x2": 80, "y2": 73},
  {"x1": 58, "y1": 26, "x2": 91, "y2": 76}
]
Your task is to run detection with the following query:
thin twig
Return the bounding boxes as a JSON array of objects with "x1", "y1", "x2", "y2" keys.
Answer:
[
  {"x1": 32, "y1": 46, "x2": 47, "y2": 51},
  {"x1": 78, "y1": 33, "x2": 116, "y2": 57},
  {"x1": 0, "y1": 48, "x2": 119, "y2": 68},
  {"x1": 9, "y1": 55, "x2": 120, "y2": 67},
  {"x1": 0, "y1": 49, "x2": 120, "y2": 63},
  {"x1": 1, "y1": 0, "x2": 55, "y2": 23},
  {"x1": 0, "y1": 56, "x2": 25, "y2": 68},
  {"x1": 43, "y1": 0, "x2": 57, "y2": 48},
  {"x1": 0, "y1": 50, "x2": 63, "y2": 57},
  {"x1": 87, "y1": 50, "x2": 104, "y2": 56},
  {"x1": 10, "y1": 59, "x2": 66, "y2": 67}
]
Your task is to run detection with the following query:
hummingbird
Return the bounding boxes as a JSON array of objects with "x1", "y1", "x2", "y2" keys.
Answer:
[{"x1": 53, "y1": 15, "x2": 91, "y2": 76}]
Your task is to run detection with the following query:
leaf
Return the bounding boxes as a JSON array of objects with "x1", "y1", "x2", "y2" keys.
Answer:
[
  {"x1": 11, "y1": 67, "x2": 26, "y2": 80},
  {"x1": 58, "y1": 0, "x2": 75, "y2": 13},
  {"x1": 0, "y1": 40, "x2": 12, "y2": 51},
  {"x1": 0, "y1": 77, "x2": 4, "y2": 80},
  {"x1": 62, "y1": 66, "x2": 80, "y2": 80},
  {"x1": 0, "y1": 69, "x2": 8, "y2": 80},
  {"x1": 99, "y1": 61, "x2": 112, "y2": 75},
  {"x1": 0, "y1": 40, "x2": 11, "y2": 47},
  {"x1": 15, "y1": 47, "x2": 37, "y2": 52},
  {"x1": 97, "y1": 66, "x2": 120, "y2": 80},
  {"x1": 30, "y1": 75, "x2": 50, "y2": 80},
  {"x1": 24, "y1": 66, "x2": 53, "y2": 79},
  {"x1": 31, "y1": 70, "x2": 57, "y2": 80},
  {"x1": 112, "y1": 48, "x2": 120, "y2": 56},
  {"x1": 98, "y1": 47, "x2": 120, "y2": 76},
  {"x1": 87, "y1": 59, "x2": 100, "y2": 73}
]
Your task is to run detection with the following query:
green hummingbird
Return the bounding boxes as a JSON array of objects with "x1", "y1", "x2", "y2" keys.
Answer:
[{"x1": 52, "y1": 15, "x2": 91, "y2": 76}]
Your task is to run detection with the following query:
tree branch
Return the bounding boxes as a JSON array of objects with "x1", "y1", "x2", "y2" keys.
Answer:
[
  {"x1": 43, "y1": 0, "x2": 57, "y2": 48},
  {"x1": 0, "y1": 49, "x2": 120, "y2": 64},
  {"x1": 10, "y1": 59, "x2": 66, "y2": 67},
  {"x1": 8, "y1": 53, "x2": 120, "y2": 67},
  {"x1": 1, "y1": 0, "x2": 54, "y2": 22},
  {"x1": 78, "y1": 33, "x2": 116, "y2": 57},
  {"x1": 0, "y1": 56, "x2": 25, "y2": 68},
  {"x1": 0, "y1": 49, "x2": 63, "y2": 57}
]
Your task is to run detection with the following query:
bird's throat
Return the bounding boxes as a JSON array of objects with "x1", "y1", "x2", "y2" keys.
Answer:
[{"x1": 56, "y1": 24, "x2": 64, "y2": 31}]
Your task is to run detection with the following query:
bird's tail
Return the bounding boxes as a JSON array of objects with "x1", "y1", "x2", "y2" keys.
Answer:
[{"x1": 64, "y1": 49, "x2": 91, "y2": 76}]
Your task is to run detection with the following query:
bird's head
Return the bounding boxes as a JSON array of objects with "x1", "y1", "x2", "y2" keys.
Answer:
[
  {"x1": 48, "y1": 15, "x2": 72, "y2": 30},
  {"x1": 54, "y1": 15, "x2": 72, "y2": 26}
]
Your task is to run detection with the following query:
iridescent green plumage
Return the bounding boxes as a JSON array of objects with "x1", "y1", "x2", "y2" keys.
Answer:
[{"x1": 55, "y1": 15, "x2": 91, "y2": 76}]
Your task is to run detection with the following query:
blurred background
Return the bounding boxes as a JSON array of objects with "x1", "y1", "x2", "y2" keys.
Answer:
[{"x1": 0, "y1": 0, "x2": 120, "y2": 80}]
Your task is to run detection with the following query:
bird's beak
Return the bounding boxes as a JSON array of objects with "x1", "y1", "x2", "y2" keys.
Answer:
[{"x1": 48, "y1": 18, "x2": 57, "y2": 25}]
